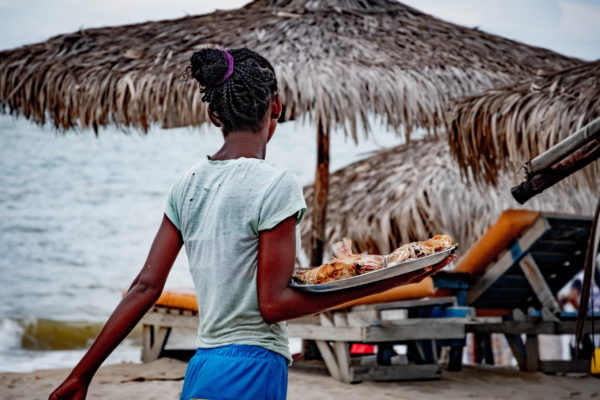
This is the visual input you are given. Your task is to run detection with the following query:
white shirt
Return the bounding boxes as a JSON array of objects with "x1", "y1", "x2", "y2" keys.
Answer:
[{"x1": 165, "y1": 156, "x2": 306, "y2": 363}]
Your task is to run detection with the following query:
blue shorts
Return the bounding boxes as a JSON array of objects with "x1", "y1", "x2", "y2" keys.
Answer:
[{"x1": 180, "y1": 345, "x2": 288, "y2": 400}]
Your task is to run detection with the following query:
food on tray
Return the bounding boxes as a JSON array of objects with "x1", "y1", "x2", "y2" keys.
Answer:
[
  {"x1": 293, "y1": 261, "x2": 356, "y2": 285},
  {"x1": 295, "y1": 254, "x2": 386, "y2": 285},
  {"x1": 334, "y1": 237, "x2": 353, "y2": 258},
  {"x1": 387, "y1": 234, "x2": 454, "y2": 264},
  {"x1": 294, "y1": 235, "x2": 454, "y2": 285}
]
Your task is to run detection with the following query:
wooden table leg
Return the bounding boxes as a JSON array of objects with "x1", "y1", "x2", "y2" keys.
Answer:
[
  {"x1": 313, "y1": 313, "x2": 353, "y2": 383},
  {"x1": 141, "y1": 325, "x2": 171, "y2": 363},
  {"x1": 504, "y1": 334, "x2": 527, "y2": 371},
  {"x1": 315, "y1": 340, "x2": 342, "y2": 381},
  {"x1": 526, "y1": 334, "x2": 539, "y2": 372}
]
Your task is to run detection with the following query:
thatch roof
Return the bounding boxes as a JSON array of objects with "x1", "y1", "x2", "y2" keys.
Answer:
[
  {"x1": 448, "y1": 60, "x2": 600, "y2": 187},
  {"x1": 299, "y1": 136, "x2": 597, "y2": 258},
  {"x1": 0, "y1": 0, "x2": 580, "y2": 138}
]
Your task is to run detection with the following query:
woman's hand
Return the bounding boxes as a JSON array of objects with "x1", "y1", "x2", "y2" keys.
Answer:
[
  {"x1": 49, "y1": 375, "x2": 89, "y2": 400},
  {"x1": 389, "y1": 253, "x2": 456, "y2": 286}
]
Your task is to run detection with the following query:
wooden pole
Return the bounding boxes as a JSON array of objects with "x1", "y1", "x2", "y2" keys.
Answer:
[
  {"x1": 311, "y1": 119, "x2": 329, "y2": 266},
  {"x1": 511, "y1": 138, "x2": 600, "y2": 204},
  {"x1": 575, "y1": 194, "x2": 600, "y2": 350},
  {"x1": 525, "y1": 118, "x2": 600, "y2": 177}
]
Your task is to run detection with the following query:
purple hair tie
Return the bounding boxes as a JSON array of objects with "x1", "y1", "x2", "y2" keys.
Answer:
[{"x1": 217, "y1": 50, "x2": 234, "y2": 84}]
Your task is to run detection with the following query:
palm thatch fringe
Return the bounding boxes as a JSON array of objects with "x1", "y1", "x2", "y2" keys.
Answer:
[
  {"x1": 0, "y1": 0, "x2": 580, "y2": 138},
  {"x1": 299, "y1": 136, "x2": 597, "y2": 260},
  {"x1": 448, "y1": 60, "x2": 600, "y2": 187}
]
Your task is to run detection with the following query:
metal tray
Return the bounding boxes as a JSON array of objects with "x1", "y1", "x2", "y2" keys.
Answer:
[{"x1": 290, "y1": 246, "x2": 456, "y2": 293}]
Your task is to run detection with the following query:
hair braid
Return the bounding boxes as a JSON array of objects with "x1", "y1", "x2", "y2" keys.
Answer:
[{"x1": 190, "y1": 48, "x2": 278, "y2": 133}]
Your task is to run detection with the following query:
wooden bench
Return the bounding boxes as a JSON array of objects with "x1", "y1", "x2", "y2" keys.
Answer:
[
  {"x1": 466, "y1": 312, "x2": 600, "y2": 373},
  {"x1": 287, "y1": 296, "x2": 472, "y2": 382},
  {"x1": 436, "y1": 211, "x2": 596, "y2": 373},
  {"x1": 140, "y1": 297, "x2": 472, "y2": 382}
]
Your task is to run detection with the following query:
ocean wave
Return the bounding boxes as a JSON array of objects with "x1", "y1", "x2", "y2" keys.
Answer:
[
  {"x1": 0, "y1": 317, "x2": 144, "y2": 372},
  {"x1": 0, "y1": 317, "x2": 303, "y2": 372},
  {"x1": 0, "y1": 317, "x2": 142, "y2": 351}
]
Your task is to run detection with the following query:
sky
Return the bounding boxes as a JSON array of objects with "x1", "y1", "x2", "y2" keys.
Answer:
[{"x1": 0, "y1": 0, "x2": 599, "y2": 61}]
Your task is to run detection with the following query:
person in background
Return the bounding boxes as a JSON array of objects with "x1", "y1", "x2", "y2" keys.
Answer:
[
  {"x1": 561, "y1": 259, "x2": 600, "y2": 359},
  {"x1": 563, "y1": 269, "x2": 600, "y2": 313}
]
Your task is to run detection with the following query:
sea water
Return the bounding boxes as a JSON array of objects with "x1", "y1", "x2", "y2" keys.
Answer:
[{"x1": 0, "y1": 114, "x2": 408, "y2": 372}]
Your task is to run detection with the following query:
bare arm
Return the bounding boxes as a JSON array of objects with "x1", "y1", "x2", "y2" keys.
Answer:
[
  {"x1": 257, "y1": 216, "x2": 454, "y2": 324},
  {"x1": 49, "y1": 215, "x2": 183, "y2": 400}
]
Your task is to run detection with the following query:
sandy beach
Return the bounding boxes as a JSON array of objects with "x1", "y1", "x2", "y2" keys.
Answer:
[{"x1": 1, "y1": 358, "x2": 598, "y2": 400}]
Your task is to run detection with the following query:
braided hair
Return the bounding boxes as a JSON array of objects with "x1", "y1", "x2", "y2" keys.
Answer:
[{"x1": 190, "y1": 48, "x2": 278, "y2": 134}]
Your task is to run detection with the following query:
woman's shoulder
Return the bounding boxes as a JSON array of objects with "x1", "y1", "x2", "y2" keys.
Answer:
[
  {"x1": 174, "y1": 158, "x2": 300, "y2": 191},
  {"x1": 252, "y1": 162, "x2": 300, "y2": 187}
]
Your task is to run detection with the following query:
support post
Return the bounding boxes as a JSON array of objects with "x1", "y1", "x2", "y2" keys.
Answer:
[
  {"x1": 141, "y1": 325, "x2": 171, "y2": 363},
  {"x1": 519, "y1": 254, "x2": 562, "y2": 315},
  {"x1": 511, "y1": 138, "x2": 600, "y2": 204},
  {"x1": 504, "y1": 334, "x2": 527, "y2": 371},
  {"x1": 525, "y1": 334, "x2": 539, "y2": 372},
  {"x1": 314, "y1": 313, "x2": 351, "y2": 382},
  {"x1": 311, "y1": 119, "x2": 329, "y2": 266},
  {"x1": 525, "y1": 118, "x2": 600, "y2": 176},
  {"x1": 576, "y1": 195, "x2": 600, "y2": 346}
]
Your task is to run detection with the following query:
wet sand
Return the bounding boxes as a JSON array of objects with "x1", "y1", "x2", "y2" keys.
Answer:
[{"x1": 1, "y1": 358, "x2": 598, "y2": 400}]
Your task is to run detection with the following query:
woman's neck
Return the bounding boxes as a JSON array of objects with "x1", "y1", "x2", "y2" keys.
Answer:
[{"x1": 210, "y1": 130, "x2": 268, "y2": 161}]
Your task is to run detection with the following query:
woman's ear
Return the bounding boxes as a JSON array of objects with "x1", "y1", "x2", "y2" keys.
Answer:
[
  {"x1": 207, "y1": 107, "x2": 222, "y2": 127},
  {"x1": 266, "y1": 93, "x2": 281, "y2": 142},
  {"x1": 271, "y1": 93, "x2": 282, "y2": 120}
]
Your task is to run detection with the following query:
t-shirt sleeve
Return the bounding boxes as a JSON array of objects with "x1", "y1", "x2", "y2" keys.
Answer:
[
  {"x1": 165, "y1": 178, "x2": 183, "y2": 231},
  {"x1": 258, "y1": 170, "x2": 307, "y2": 232}
]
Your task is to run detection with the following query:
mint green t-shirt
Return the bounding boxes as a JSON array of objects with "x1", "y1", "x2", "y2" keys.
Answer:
[{"x1": 165, "y1": 157, "x2": 306, "y2": 362}]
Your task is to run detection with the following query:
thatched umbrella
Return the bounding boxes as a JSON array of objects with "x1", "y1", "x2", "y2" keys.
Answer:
[
  {"x1": 300, "y1": 136, "x2": 597, "y2": 257},
  {"x1": 448, "y1": 60, "x2": 600, "y2": 188},
  {"x1": 0, "y1": 0, "x2": 581, "y2": 265},
  {"x1": 446, "y1": 59, "x2": 599, "y2": 350}
]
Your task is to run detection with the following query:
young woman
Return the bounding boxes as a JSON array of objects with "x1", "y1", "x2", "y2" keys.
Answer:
[{"x1": 49, "y1": 48, "x2": 454, "y2": 400}]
